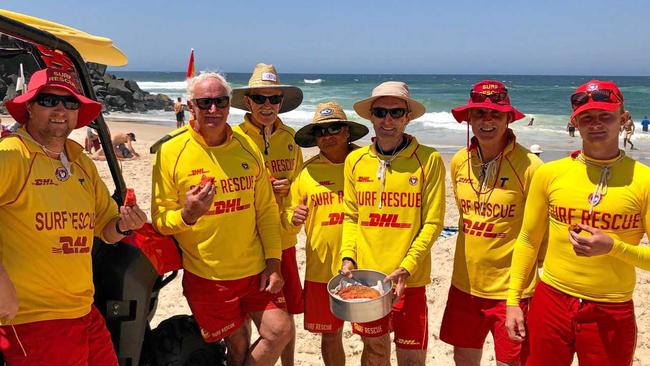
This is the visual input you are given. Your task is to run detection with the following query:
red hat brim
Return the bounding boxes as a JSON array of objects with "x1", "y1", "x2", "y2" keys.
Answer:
[
  {"x1": 451, "y1": 102, "x2": 525, "y2": 123},
  {"x1": 570, "y1": 101, "x2": 621, "y2": 121},
  {"x1": 5, "y1": 84, "x2": 102, "y2": 129}
]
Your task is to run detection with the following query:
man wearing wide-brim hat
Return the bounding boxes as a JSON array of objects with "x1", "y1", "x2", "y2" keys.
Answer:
[
  {"x1": 232, "y1": 63, "x2": 305, "y2": 365},
  {"x1": 288, "y1": 102, "x2": 368, "y2": 365},
  {"x1": 339, "y1": 81, "x2": 446, "y2": 365},
  {"x1": 0, "y1": 68, "x2": 146, "y2": 365},
  {"x1": 440, "y1": 80, "x2": 543, "y2": 366}
]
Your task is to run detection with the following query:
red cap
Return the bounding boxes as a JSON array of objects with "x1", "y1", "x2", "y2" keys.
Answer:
[
  {"x1": 451, "y1": 80, "x2": 525, "y2": 123},
  {"x1": 5, "y1": 68, "x2": 101, "y2": 129},
  {"x1": 570, "y1": 80, "x2": 623, "y2": 121}
]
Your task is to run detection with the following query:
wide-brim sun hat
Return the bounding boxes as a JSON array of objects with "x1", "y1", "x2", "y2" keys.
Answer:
[
  {"x1": 529, "y1": 144, "x2": 543, "y2": 154},
  {"x1": 569, "y1": 80, "x2": 623, "y2": 121},
  {"x1": 353, "y1": 81, "x2": 426, "y2": 120},
  {"x1": 231, "y1": 63, "x2": 303, "y2": 113},
  {"x1": 5, "y1": 68, "x2": 102, "y2": 129},
  {"x1": 295, "y1": 101, "x2": 369, "y2": 148},
  {"x1": 451, "y1": 80, "x2": 525, "y2": 123}
]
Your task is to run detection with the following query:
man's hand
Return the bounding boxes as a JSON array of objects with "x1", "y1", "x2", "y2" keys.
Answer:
[
  {"x1": 271, "y1": 178, "x2": 291, "y2": 197},
  {"x1": 0, "y1": 268, "x2": 18, "y2": 322},
  {"x1": 385, "y1": 267, "x2": 410, "y2": 301},
  {"x1": 340, "y1": 258, "x2": 356, "y2": 278},
  {"x1": 291, "y1": 195, "x2": 309, "y2": 226},
  {"x1": 118, "y1": 204, "x2": 147, "y2": 232},
  {"x1": 505, "y1": 305, "x2": 526, "y2": 342},
  {"x1": 259, "y1": 259, "x2": 284, "y2": 293},
  {"x1": 181, "y1": 183, "x2": 215, "y2": 224},
  {"x1": 568, "y1": 223, "x2": 614, "y2": 257}
]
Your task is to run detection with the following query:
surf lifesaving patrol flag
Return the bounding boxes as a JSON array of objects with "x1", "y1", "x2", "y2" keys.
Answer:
[{"x1": 186, "y1": 48, "x2": 195, "y2": 79}]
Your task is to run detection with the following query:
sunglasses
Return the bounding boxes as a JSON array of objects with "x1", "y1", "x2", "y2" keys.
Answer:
[
  {"x1": 313, "y1": 123, "x2": 345, "y2": 137},
  {"x1": 469, "y1": 91, "x2": 508, "y2": 104},
  {"x1": 34, "y1": 93, "x2": 80, "y2": 110},
  {"x1": 248, "y1": 94, "x2": 283, "y2": 105},
  {"x1": 570, "y1": 89, "x2": 621, "y2": 110},
  {"x1": 371, "y1": 107, "x2": 408, "y2": 119},
  {"x1": 193, "y1": 96, "x2": 230, "y2": 110}
]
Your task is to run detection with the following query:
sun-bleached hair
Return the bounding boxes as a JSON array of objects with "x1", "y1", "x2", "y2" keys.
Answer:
[{"x1": 186, "y1": 71, "x2": 232, "y2": 100}]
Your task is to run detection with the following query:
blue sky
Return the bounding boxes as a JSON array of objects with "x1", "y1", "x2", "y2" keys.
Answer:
[{"x1": 3, "y1": 0, "x2": 650, "y2": 75}]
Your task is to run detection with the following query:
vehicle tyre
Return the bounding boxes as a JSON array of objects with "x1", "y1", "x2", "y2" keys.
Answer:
[{"x1": 149, "y1": 315, "x2": 226, "y2": 366}]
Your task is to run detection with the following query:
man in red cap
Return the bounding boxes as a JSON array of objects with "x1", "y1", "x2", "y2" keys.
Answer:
[
  {"x1": 506, "y1": 80, "x2": 650, "y2": 365},
  {"x1": 440, "y1": 80, "x2": 543, "y2": 366},
  {"x1": 0, "y1": 68, "x2": 147, "y2": 365}
]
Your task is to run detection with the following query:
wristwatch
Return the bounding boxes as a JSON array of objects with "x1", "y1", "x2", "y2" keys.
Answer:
[{"x1": 115, "y1": 219, "x2": 133, "y2": 236}]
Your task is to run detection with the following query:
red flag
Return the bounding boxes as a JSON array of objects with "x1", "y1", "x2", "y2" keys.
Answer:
[{"x1": 186, "y1": 48, "x2": 195, "y2": 79}]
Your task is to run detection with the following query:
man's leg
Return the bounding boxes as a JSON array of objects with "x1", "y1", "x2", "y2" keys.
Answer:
[
  {"x1": 280, "y1": 314, "x2": 295, "y2": 366},
  {"x1": 361, "y1": 334, "x2": 391, "y2": 366},
  {"x1": 248, "y1": 308, "x2": 294, "y2": 366},
  {"x1": 224, "y1": 324, "x2": 251, "y2": 366},
  {"x1": 322, "y1": 328, "x2": 345, "y2": 366},
  {"x1": 279, "y1": 247, "x2": 304, "y2": 366},
  {"x1": 452, "y1": 347, "x2": 482, "y2": 366}
]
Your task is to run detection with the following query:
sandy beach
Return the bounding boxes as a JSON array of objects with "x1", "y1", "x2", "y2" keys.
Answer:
[{"x1": 6, "y1": 116, "x2": 647, "y2": 365}]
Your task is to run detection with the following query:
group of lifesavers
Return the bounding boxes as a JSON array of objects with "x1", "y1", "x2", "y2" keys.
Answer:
[{"x1": 0, "y1": 63, "x2": 648, "y2": 366}]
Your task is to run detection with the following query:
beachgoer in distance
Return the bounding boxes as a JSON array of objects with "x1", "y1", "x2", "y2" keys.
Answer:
[
  {"x1": 621, "y1": 113, "x2": 636, "y2": 149},
  {"x1": 529, "y1": 144, "x2": 543, "y2": 157},
  {"x1": 288, "y1": 102, "x2": 369, "y2": 366},
  {"x1": 93, "y1": 132, "x2": 140, "y2": 160},
  {"x1": 641, "y1": 115, "x2": 649, "y2": 132},
  {"x1": 340, "y1": 81, "x2": 446, "y2": 366},
  {"x1": 506, "y1": 80, "x2": 650, "y2": 365},
  {"x1": 174, "y1": 96, "x2": 185, "y2": 128},
  {"x1": 0, "y1": 68, "x2": 146, "y2": 365},
  {"x1": 440, "y1": 80, "x2": 544, "y2": 366},
  {"x1": 151, "y1": 71, "x2": 293, "y2": 366},
  {"x1": 527, "y1": 117, "x2": 535, "y2": 126},
  {"x1": 566, "y1": 121, "x2": 576, "y2": 137}
]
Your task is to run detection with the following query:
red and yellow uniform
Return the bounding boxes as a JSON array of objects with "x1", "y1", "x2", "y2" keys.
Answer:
[
  {"x1": 0, "y1": 129, "x2": 119, "y2": 325},
  {"x1": 151, "y1": 125, "x2": 281, "y2": 280}
]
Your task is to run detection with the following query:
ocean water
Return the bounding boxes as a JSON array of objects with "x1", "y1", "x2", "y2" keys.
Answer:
[{"x1": 110, "y1": 72, "x2": 650, "y2": 159}]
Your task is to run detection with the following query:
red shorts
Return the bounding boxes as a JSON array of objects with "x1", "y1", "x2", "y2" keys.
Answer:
[
  {"x1": 439, "y1": 285, "x2": 529, "y2": 363},
  {"x1": 182, "y1": 271, "x2": 287, "y2": 342},
  {"x1": 0, "y1": 306, "x2": 117, "y2": 366},
  {"x1": 526, "y1": 281, "x2": 636, "y2": 366},
  {"x1": 351, "y1": 287, "x2": 428, "y2": 350},
  {"x1": 281, "y1": 246, "x2": 304, "y2": 314},
  {"x1": 303, "y1": 281, "x2": 344, "y2": 333}
]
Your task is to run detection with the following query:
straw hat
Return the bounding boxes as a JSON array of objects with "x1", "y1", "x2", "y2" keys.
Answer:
[
  {"x1": 231, "y1": 63, "x2": 303, "y2": 113},
  {"x1": 353, "y1": 81, "x2": 426, "y2": 120},
  {"x1": 294, "y1": 102, "x2": 369, "y2": 148}
]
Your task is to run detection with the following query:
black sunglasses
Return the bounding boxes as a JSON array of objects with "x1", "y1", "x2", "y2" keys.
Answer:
[
  {"x1": 570, "y1": 89, "x2": 621, "y2": 110},
  {"x1": 313, "y1": 123, "x2": 345, "y2": 137},
  {"x1": 371, "y1": 107, "x2": 407, "y2": 119},
  {"x1": 248, "y1": 94, "x2": 283, "y2": 105},
  {"x1": 34, "y1": 93, "x2": 80, "y2": 110},
  {"x1": 193, "y1": 96, "x2": 230, "y2": 110},
  {"x1": 470, "y1": 91, "x2": 508, "y2": 104}
]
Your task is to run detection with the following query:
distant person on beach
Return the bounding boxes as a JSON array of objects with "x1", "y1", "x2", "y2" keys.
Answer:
[
  {"x1": 566, "y1": 121, "x2": 576, "y2": 137},
  {"x1": 231, "y1": 63, "x2": 304, "y2": 366},
  {"x1": 288, "y1": 102, "x2": 368, "y2": 366},
  {"x1": 642, "y1": 115, "x2": 649, "y2": 132},
  {"x1": 0, "y1": 68, "x2": 146, "y2": 365},
  {"x1": 92, "y1": 132, "x2": 140, "y2": 160},
  {"x1": 506, "y1": 80, "x2": 650, "y2": 365},
  {"x1": 174, "y1": 96, "x2": 185, "y2": 128},
  {"x1": 529, "y1": 144, "x2": 543, "y2": 157},
  {"x1": 341, "y1": 81, "x2": 446, "y2": 366},
  {"x1": 441, "y1": 80, "x2": 543, "y2": 366},
  {"x1": 151, "y1": 71, "x2": 293, "y2": 366},
  {"x1": 621, "y1": 113, "x2": 636, "y2": 149},
  {"x1": 84, "y1": 126, "x2": 100, "y2": 153},
  {"x1": 527, "y1": 117, "x2": 535, "y2": 126}
]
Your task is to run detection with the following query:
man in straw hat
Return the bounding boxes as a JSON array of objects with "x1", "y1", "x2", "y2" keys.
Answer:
[
  {"x1": 232, "y1": 63, "x2": 304, "y2": 365},
  {"x1": 506, "y1": 80, "x2": 650, "y2": 365},
  {"x1": 287, "y1": 102, "x2": 368, "y2": 365},
  {"x1": 340, "y1": 81, "x2": 446, "y2": 365},
  {"x1": 440, "y1": 80, "x2": 543, "y2": 366},
  {"x1": 0, "y1": 68, "x2": 147, "y2": 365},
  {"x1": 152, "y1": 71, "x2": 293, "y2": 365}
]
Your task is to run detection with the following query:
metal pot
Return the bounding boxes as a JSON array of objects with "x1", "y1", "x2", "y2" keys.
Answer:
[{"x1": 327, "y1": 269, "x2": 394, "y2": 323}]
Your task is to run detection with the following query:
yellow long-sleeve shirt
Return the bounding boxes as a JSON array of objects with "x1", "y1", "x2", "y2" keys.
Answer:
[
  {"x1": 451, "y1": 136, "x2": 543, "y2": 299},
  {"x1": 151, "y1": 125, "x2": 281, "y2": 280},
  {"x1": 508, "y1": 152, "x2": 650, "y2": 305},
  {"x1": 285, "y1": 152, "x2": 349, "y2": 283},
  {"x1": 234, "y1": 114, "x2": 303, "y2": 250},
  {"x1": 341, "y1": 136, "x2": 446, "y2": 287},
  {"x1": 0, "y1": 129, "x2": 119, "y2": 325}
]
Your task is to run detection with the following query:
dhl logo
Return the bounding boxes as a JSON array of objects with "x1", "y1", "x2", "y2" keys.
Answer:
[
  {"x1": 321, "y1": 212, "x2": 344, "y2": 226},
  {"x1": 52, "y1": 236, "x2": 89, "y2": 254},
  {"x1": 462, "y1": 219, "x2": 506, "y2": 238},
  {"x1": 208, "y1": 198, "x2": 251, "y2": 215},
  {"x1": 395, "y1": 339, "x2": 420, "y2": 346},
  {"x1": 357, "y1": 176, "x2": 373, "y2": 183},
  {"x1": 188, "y1": 168, "x2": 210, "y2": 177},
  {"x1": 32, "y1": 178, "x2": 57, "y2": 186},
  {"x1": 361, "y1": 213, "x2": 411, "y2": 228},
  {"x1": 318, "y1": 180, "x2": 335, "y2": 186}
]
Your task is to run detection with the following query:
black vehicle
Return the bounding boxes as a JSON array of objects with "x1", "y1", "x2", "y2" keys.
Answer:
[{"x1": 0, "y1": 12, "x2": 225, "y2": 366}]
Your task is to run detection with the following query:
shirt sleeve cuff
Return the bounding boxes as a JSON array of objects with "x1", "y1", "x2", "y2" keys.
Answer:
[
  {"x1": 340, "y1": 249, "x2": 356, "y2": 264},
  {"x1": 399, "y1": 257, "x2": 418, "y2": 276}
]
